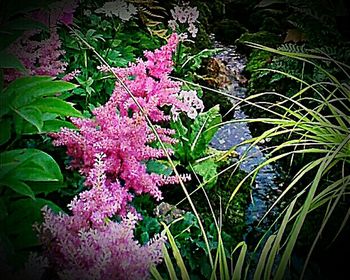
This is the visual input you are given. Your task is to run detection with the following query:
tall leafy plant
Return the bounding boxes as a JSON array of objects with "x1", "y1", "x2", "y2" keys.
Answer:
[{"x1": 0, "y1": 75, "x2": 81, "y2": 267}]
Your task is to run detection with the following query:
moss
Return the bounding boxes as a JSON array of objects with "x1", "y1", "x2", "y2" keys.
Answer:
[
  {"x1": 236, "y1": 31, "x2": 282, "y2": 48},
  {"x1": 194, "y1": 22, "x2": 213, "y2": 51}
]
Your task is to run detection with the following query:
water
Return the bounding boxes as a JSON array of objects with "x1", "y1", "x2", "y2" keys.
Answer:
[{"x1": 209, "y1": 38, "x2": 281, "y2": 229}]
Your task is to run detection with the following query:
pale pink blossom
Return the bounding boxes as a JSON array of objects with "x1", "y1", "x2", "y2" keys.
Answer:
[
  {"x1": 188, "y1": 23, "x2": 198, "y2": 38},
  {"x1": 40, "y1": 208, "x2": 165, "y2": 280},
  {"x1": 168, "y1": 4, "x2": 199, "y2": 39},
  {"x1": 187, "y1": 7, "x2": 199, "y2": 23},
  {"x1": 168, "y1": 19, "x2": 178, "y2": 31}
]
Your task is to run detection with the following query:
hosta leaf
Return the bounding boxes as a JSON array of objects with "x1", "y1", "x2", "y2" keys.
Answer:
[
  {"x1": 27, "y1": 97, "x2": 82, "y2": 117},
  {"x1": 1, "y1": 179, "x2": 35, "y2": 199},
  {"x1": 192, "y1": 159, "x2": 218, "y2": 189},
  {"x1": 15, "y1": 106, "x2": 43, "y2": 132}
]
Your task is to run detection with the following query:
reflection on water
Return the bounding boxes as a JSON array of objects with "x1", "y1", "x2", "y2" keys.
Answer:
[{"x1": 209, "y1": 37, "x2": 281, "y2": 228}]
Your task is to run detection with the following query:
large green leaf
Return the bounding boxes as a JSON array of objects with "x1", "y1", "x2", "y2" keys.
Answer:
[
  {"x1": 21, "y1": 119, "x2": 77, "y2": 134},
  {"x1": 11, "y1": 80, "x2": 78, "y2": 108},
  {"x1": 0, "y1": 149, "x2": 63, "y2": 196},
  {"x1": 15, "y1": 106, "x2": 43, "y2": 132},
  {"x1": 27, "y1": 97, "x2": 82, "y2": 117},
  {"x1": 192, "y1": 159, "x2": 218, "y2": 189},
  {"x1": 0, "y1": 120, "x2": 11, "y2": 145},
  {"x1": 189, "y1": 105, "x2": 221, "y2": 159},
  {"x1": 1, "y1": 76, "x2": 53, "y2": 117},
  {"x1": 0, "y1": 51, "x2": 25, "y2": 70},
  {"x1": 1, "y1": 179, "x2": 35, "y2": 199}
]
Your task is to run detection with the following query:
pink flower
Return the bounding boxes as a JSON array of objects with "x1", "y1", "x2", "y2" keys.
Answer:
[
  {"x1": 40, "y1": 208, "x2": 165, "y2": 280},
  {"x1": 4, "y1": 29, "x2": 67, "y2": 82}
]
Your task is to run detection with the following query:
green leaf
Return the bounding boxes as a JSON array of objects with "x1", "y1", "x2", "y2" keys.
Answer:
[
  {"x1": 29, "y1": 181, "x2": 66, "y2": 195},
  {"x1": 0, "y1": 51, "x2": 25, "y2": 70},
  {"x1": 11, "y1": 80, "x2": 78, "y2": 108},
  {"x1": 1, "y1": 179, "x2": 35, "y2": 199},
  {"x1": 21, "y1": 119, "x2": 77, "y2": 134},
  {"x1": 192, "y1": 159, "x2": 218, "y2": 189},
  {"x1": 0, "y1": 197, "x2": 8, "y2": 221},
  {"x1": 13, "y1": 113, "x2": 24, "y2": 135},
  {"x1": 27, "y1": 97, "x2": 82, "y2": 117},
  {"x1": 146, "y1": 160, "x2": 173, "y2": 176},
  {"x1": 0, "y1": 149, "x2": 63, "y2": 184},
  {"x1": 1, "y1": 76, "x2": 53, "y2": 117},
  {"x1": 171, "y1": 118, "x2": 189, "y2": 160},
  {"x1": 15, "y1": 106, "x2": 43, "y2": 132},
  {"x1": 189, "y1": 105, "x2": 222, "y2": 159},
  {"x1": 3, "y1": 76, "x2": 53, "y2": 98},
  {"x1": 0, "y1": 120, "x2": 11, "y2": 145}
]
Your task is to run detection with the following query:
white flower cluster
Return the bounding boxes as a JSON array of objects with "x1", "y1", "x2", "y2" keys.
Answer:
[
  {"x1": 168, "y1": 3, "x2": 199, "y2": 40},
  {"x1": 95, "y1": 0, "x2": 137, "y2": 21},
  {"x1": 171, "y1": 90, "x2": 204, "y2": 120}
]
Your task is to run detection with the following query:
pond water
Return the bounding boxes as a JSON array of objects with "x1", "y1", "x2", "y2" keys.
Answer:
[{"x1": 209, "y1": 38, "x2": 282, "y2": 232}]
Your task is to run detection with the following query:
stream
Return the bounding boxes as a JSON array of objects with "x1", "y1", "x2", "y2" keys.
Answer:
[{"x1": 209, "y1": 37, "x2": 282, "y2": 232}]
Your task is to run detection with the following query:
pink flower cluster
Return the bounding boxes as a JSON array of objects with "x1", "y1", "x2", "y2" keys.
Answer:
[
  {"x1": 168, "y1": 4, "x2": 199, "y2": 40},
  {"x1": 4, "y1": 1, "x2": 79, "y2": 82},
  {"x1": 100, "y1": 33, "x2": 190, "y2": 122},
  {"x1": 41, "y1": 207, "x2": 165, "y2": 280},
  {"x1": 52, "y1": 111, "x2": 187, "y2": 203},
  {"x1": 51, "y1": 34, "x2": 192, "y2": 206},
  {"x1": 39, "y1": 154, "x2": 166, "y2": 279},
  {"x1": 4, "y1": 30, "x2": 68, "y2": 82},
  {"x1": 41, "y1": 34, "x2": 195, "y2": 277},
  {"x1": 31, "y1": 0, "x2": 80, "y2": 27}
]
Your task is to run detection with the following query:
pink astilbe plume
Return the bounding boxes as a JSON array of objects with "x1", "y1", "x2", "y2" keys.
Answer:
[
  {"x1": 100, "y1": 33, "x2": 190, "y2": 122},
  {"x1": 39, "y1": 154, "x2": 165, "y2": 279},
  {"x1": 51, "y1": 111, "x2": 188, "y2": 204},
  {"x1": 4, "y1": 1, "x2": 79, "y2": 82},
  {"x1": 40, "y1": 34, "x2": 195, "y2": 277},
  {"x1": 40, "y1": 208, "x2": 165, "y2": 280},
  {"x1": 52, "y1": 35, "x2": 191, "y2": 207}
]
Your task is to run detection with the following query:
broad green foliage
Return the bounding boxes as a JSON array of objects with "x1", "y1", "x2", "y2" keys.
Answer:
[
  {"x1": 171, "y1": 105, "x2": 222, "y2": 188},
  {"x1": 0, "y1": 74, "x2": 80, "y2": 267},
  {"x1": 59, "y1": 6, "x2": 162, "y2": 109},
  {"x1": 0, "y1": 149, "x2": 63, "y2": 198},
  {"x1": 1, "y1": 76, "x2": 81, "y2": 135}
]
